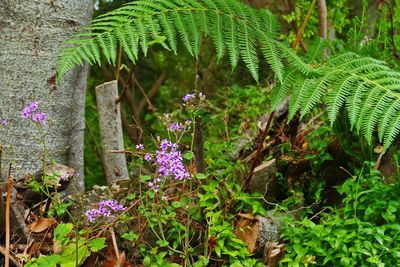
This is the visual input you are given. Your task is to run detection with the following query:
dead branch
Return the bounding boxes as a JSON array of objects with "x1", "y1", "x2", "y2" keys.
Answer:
[
  {"x1": 0, "y1": 246, "x2": 21, "y2": 267},
  {"x1": 137, "y1": 72, "x2": 165, "y2": 113}
]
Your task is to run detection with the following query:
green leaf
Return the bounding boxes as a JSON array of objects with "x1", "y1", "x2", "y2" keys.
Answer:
[
  {"x1": 26, "y1": 255, "x2": 61, "y2": 267},
  {"x1": 140, "y1": 175, "x2": 152, "y2": 181},
  {"x1": 183, "y1": 151, "x2": 194, "y2": 160},
  {"x1": 60, "y1": 239, "x2": 89, "y2": 267},
  {"x1": 215, "y1": 245, "x2": 221, "y2": 257},
  {"x1": 171, "y1": 201, "x2": 181, "y2": 208},
  {"x1": 156, "y1": 240, "x2": 169, "y2": 247},
  {"x1": 54, "y1": 223, "x2": 73, "y2": 243},
  {"x1": 122, "y1": 231, "x2": 138, "y2": 242},
  {"x1": 88, "y1": 237, "x2": 106, "y2": 252},
  {"x1": 126, "y1": 193, "x2": 137, "y2": 200},
  {"x1": 196, "y1": 173, "x2": 207, "y2": 180}
]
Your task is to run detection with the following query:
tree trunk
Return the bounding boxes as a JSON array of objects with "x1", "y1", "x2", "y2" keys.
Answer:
[
  {"x1": 95, "y1": 81, "x2": 129, "y2": 184},
  {"x1": 0, "y1": 0, "x2": 92, "y2": 192}
]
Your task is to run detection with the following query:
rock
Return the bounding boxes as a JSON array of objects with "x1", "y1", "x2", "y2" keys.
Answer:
[
  {"x1": 234, "y1": 212, "x2": 284, "y2": 256},
  {"x1": 248, "y1": 159, "x2": 278, "y2": 200}
]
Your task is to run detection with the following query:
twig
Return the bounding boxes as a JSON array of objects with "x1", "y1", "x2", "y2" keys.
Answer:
[
  {"x1": 120, "y1": 110, "x2": 140, "y2": 143},
  {"x1": 292, "y1": 0, "x2": 317, "y2": 49},
  {"x1": 133, "y1": 78, "x2": 156, "y2": 112},
  {"x1": 309, "y1": 207, "x2": 327, "y2": 221},
  {"x1": 243, "y1": 111, "x2": 275, "y2": 191},
  {"x1": 137, "y1": 73, "x2": 165, "y2": 113},
  {"x1": 0, "y1": 246, "x2": 21, "y2": 267},
  {"x1": 116, "y1": 64, "x2": 135, "y2": 104},
  {"x1": 0, "y1": 146, "x2": 4, "y2": 232},
  {"x1": 110, "y1": 227, "x2": 120, "y2": 261},
  {"x1": 5, "y1": 163, "x2": 11, "y2": 267}
]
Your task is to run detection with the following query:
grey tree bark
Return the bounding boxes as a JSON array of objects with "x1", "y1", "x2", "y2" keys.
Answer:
[{"x1": 0, "y1": 0, "x2": 93, "y2": 192}]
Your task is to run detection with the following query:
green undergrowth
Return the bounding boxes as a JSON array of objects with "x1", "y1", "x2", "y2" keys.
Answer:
[{"x1": 281, "y1": 163, "x2": 400, "y2": 266}]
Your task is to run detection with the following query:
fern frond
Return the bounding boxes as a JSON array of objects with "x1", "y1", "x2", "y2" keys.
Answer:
[
  {"x1": 288, "y1": 79, "x2": 312, "y2": 120},
  {"x1": 304, "y1": 38, "x2": 326, "y2": 63},
  {"x1": 207, "y1": 10, "x2": 225, "y2": 60},
  {"x1": 58, "y1": 0, "x2": 282, "y2": 82},
  {"x1": 326, "y1": 75, "x2": 359, "y2": 123},
  {"x1": 270, "y1": 68, "x2": 297, "y2": 110},
  {"x1": 259, "y1": 37, "x2": 283, "y2": 82},
  {"x1": 159, "y1": 13, "x2": 177, "y2": 54},
  {"x1": 278, "y1": 43, "x2": 318, "y2": 76},
  {"x1": 281, "y1": 52, "x2": 400, "y2": 149}
]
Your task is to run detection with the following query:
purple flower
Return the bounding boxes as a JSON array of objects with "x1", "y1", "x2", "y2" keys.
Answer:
[
  {"x1": 168, "y1": 122, "x2": 184, "y2": 132},
  {"x1": 85, "y1": 199, "x2": 126, "y2": 222},
  {"x1": 32, "y1": 112, "x2": 48, "y2": 124},
  {"x1": 182, "y1": 93, "x2": 195, "y2": 102},
  {"x1": 182, "y1": 92, "x2": 206, "y2": 103},
  {"x1": 136, "y1": 144, "x2": 144, "y2": 150},
  {"x1": 0, "y1": 119, "x2": 8, "y2": 126},
  {"x1": 21, "y1": 101, "x2": 49, "y2": 124},
  {"x1": 21, "y1": 102, "x2": 39, "y2": 118},
  {"x1": 144, "y1": 153, "x2": 152, "y2": 161},
  {"x1": 144, "y1": 139, "x2": 189, "y2": 192}
]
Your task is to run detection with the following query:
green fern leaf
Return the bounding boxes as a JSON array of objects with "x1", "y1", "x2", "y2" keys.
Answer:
[
  {"x1": 326, "y1": 75, "x2": 359, "y2": 124},
  {"x1": 279, "y1": 43, "x2": 317, "y2": 76},
  {"x1": 379, "y1": 99, "x2": 400, "y2": 142},
  {"x1": 299, "y1": 76, "x2": 329, "y2": 118},
  {"x1": 116, "y1": 24, "x2": 139, "y2": 62},
  {"x1": 363, "y1": 92, "x2": 392, "y2": 144},
  {"x1": 173, "y1": 10, "x2": 193, "y2": 56},
  {"x1": 136, "y1": 19, "x2": 149, "y2": 56},
  {"x1": 346, "y1": 82, "x2": 368, "y2": 128},
  {"x1": 288, "y1": 79, "x2": 312, "y2": 120},
  {"x1": 159, "y1": 13, "x2": 177, "y2": 54},
  {"x1": 225, "y1": 16, "x2": 240, "y2": 69},
  {"x1": 305, "y1": 38, "x2": 326, "y2": 62},
  {"x1": 270, "y1": 69, "x2": 297, "y2": 110},
  {"x1": 59, "y1": 0, "x2": 283, "y2": 83},
  {"x1": 285, "y1": 52, "x2": 400, "y2": 149},
  {"x1": 384, "y1": 115, "x2": 400, "y2": 148},
  {"x1": 208, "y1": 10, "x2": 225, "y2": 60},
  {"x1": 259, "y1": 36, "x2": 283, "y2": 82}
]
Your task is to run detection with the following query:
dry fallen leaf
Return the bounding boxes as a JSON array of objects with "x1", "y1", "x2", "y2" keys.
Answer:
[
  {"x1": 263, "y1": 242, "x2": 285, "y2": 267},
  {"x1": 234, "y1": 214, "x2": 260, "y2": 254},
  {"x1": 237, "y1": 213, "x2": 255, "y2": 220},
  {"x1": 28, "y1": 217, "x2": 56, "y2": 233}
]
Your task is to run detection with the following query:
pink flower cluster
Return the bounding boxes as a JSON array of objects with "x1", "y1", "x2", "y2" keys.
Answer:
[
  {"x1": 85, "y1": 199, "x2": 126, "y2": 222},
  {"x1": 145, "y1": 139, "x2": 189, "y2": 192},
  {"x1": 21, "y1": 101, "x2": 48, "y2": 124}
]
